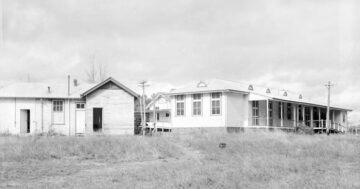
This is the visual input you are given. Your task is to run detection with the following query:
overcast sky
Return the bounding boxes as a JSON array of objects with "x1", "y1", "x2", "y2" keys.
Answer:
[{"x1": 0, "y1": 0, "x2": 359, "y2": 122}]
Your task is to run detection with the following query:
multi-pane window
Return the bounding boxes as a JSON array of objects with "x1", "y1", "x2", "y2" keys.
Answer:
[
  {"x1": 287, "y1": 103, "x2": 292, "y2": 120},
  {"x1": 53, "y1": 100, "x2": 64, "y2": 112},
  {"x1": 252, "y1": 101, "x2": 259, "y2": 126},
  {"x1": 176, "y1": 95, "x2": 185, "y2": 116},
  {"x1": 269, "y1": 101, "x2": 273, "y2": 126},
  {"x1": 192, "y1": 94, "x2": 202, "y2": 116},
  {"x1": 76, "y1": 103, "x2": 85, "y2": 109},
  {"x1": 53, "y1": 100, "x2": 65, "y2": 124},
  {"x1": 211, "y1": 93, "x2": 221, "y2": 115}
]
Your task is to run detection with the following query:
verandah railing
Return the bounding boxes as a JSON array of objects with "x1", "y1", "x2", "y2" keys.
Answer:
[{"x1": 249, "y1": 118, "x2": 346, "y2": 132}]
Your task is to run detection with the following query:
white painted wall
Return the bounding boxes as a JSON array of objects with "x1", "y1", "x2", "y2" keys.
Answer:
[
  {"x1": 170, "y1": 93, "x2": 226, "y2": 128},
  {"x1": 0, "y1": 98, "x2": 78, "y2": 135},
  {"x1": 226, "y1": 93, "x2": 249, "y2": 127},
  {"x1": 85, "y1": 88, "x2": 135, "y2": 135}
]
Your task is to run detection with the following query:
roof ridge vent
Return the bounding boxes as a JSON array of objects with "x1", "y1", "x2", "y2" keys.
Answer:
[
  {"x1": 266, "y1": 88, "x2": 271, "y2": 94},
  {"x1": 248, "y1": 85, "x2": 253, "y2": 91},
  {"x1": 197, "y1": 81, "x2": 208, "y2": 88},
  {"x1": 283, "y1": 91, "x2": 287, "y2": 96},
  {"x1": 299, "y1": 94, "x2": 303, "y2": 99}
]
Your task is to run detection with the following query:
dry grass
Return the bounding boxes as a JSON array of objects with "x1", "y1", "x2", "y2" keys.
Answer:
[{"x1": 1, "y1": 130, "x2": 360, "y2": 189}]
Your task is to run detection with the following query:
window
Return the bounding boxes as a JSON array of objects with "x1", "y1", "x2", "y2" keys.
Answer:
[
  {"x1": 269, "y1": 101, "x2": 273, "y2": 126},
  {"x1": 211, "y1": 93, "x2": 221, "y2": 115},
  {"x1": 192, "y1": 94, "x2": 202, "y2": 116},
  {"x1": 53, "y1": 100, "x2": 65, "y2": 124},
  {"x1": 53, "y1": 100, "x2": 64, "y2": 112},
  {"x1": 343, "y1": 113, "x2": 346, "y2": 123},
  {"x1": 76, "y1": 103, "x2": 85, "y2": 109},
  {"x1": 287, "y1": 103, "x2": 292, "y2": 120},
  {"x1": 176, "y1": 95, "x2": 185, "y2": 116},
  {"x1": 157, "y1": 113, "x2": 160, "y2": 121},
  {"x1": 252, "y1": 101, "x2": 259, "y2": 125},
  {"x1": 298, "y1": 105, "x2": 303, "y2": 121},
  {"x1": 166, "y1": 113, "x2": 170, "y2": 117}
]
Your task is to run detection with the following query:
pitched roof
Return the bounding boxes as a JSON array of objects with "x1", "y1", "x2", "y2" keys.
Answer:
[
  {"x1": 0, "y1": 77, "x2": 139, "y2": 99},
  {"x1": 169, "y1": 79, "x2": 351, "y2": 111},
  {"x1": 81, "y1": 77, "x2": 139, "y2": 97},
  {"x1": 145, "y1": 92, "x2": 170, "y2": 110}
]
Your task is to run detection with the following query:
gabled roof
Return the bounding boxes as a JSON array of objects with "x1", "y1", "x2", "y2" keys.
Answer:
[
  {"x1": 168, "y1": 79, "x2": 352, "y2": 111},
  {"x1": 145, "y1": 92, "x2": 170, "y2": 110},
  {"x1": 0, "y1": 77, "x2": 139, "y2": 99},
  {"x1": 81, "y1": 77, "x2": 139, "y2": 98}
]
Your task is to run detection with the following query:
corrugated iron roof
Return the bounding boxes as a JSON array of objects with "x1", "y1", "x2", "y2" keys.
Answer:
[
  {"x1": 0, "y1": 77, "x2": 139, "y2": 99},
  {"x1": 169, "y1": 79, "x2": 351, "y2": 111}
]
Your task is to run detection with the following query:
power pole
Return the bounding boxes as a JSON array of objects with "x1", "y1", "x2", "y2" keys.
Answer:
[
  {"x1": 325, "y1": 81, "x2": 334, "y2": 135},
  {"x1": 138, "y1": 81, "x2": 149, "y2": 136}
]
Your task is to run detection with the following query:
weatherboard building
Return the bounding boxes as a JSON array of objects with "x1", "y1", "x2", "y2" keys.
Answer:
[
  {"x1": 161, "y1": 79, "x2": 351, "y2": 133},
  {"x1": 0, "y1": 77, "x2": 139, "y2": 135}
]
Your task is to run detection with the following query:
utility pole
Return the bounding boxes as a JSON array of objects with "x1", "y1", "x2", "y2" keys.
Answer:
[
  {"x1": 325, "y1": 81, "x2": 334, "y2": 135},
  {"x1": 138, "y1": 81, "x2": 149, "y2": 136}
]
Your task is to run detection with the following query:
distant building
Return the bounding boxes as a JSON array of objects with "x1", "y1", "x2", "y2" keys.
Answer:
[
  {"x1": 145, "y1": 93, "x2": 171, "y2": 131},
  {"x1": 165, "y1": 79, "x2": 351, "y2": 133},
  {"x1": 0, "y1": 77, "x2": 139, "y2": 135}
]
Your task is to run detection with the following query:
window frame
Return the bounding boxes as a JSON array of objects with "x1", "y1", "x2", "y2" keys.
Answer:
[
  {"x1": 287, "y1": 103, "x2": 292, "y2": 120},
  {"x1": 252, "y1": 101, "x2": 259, "y2": 126},
  {"x1": 76, "y1": 102, "x2": 86, "y2": 110},
  {"x1": 175, "y1": 95, "x2": 186, "y2": 116},
  {"x1": 52, "y1": 100, "x2": 65, "y2": 125},
  {"x1": 192, "y1": 94, "x2": 203, "y2": 116},
  {"x1": 210, "y1": 92, "x2": 222, "y2": 116},
  {"x1": 53, "y1": 100, "x2": 64, "y2": 112},
  {"x1": 268, "y1": 101, "x2": 273, "y2": 126}
]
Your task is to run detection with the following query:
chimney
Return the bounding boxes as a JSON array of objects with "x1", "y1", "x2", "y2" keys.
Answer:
[
  {"x1": 48, "y1": 86, "x2": 51, "y2": 93},
  {"x1": 73, "y1": 79, "x2": 78, "y2": 87}
]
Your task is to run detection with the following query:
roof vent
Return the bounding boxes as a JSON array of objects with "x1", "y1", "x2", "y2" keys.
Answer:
[
  {"x1": 248, "y1": 85, "x2": 253, "y2": 91},
  {"x1": 299, "y1": 94, "x2": 302, "y2": 99},
  {"x1": 197, "y1": 81, "x2": 208, "y2": 88},
  {"x1": 266, "y1": 88, "x2": 271, "y2": 94},
  {"x1": 283, "y1": 91, "x2": 287, "y2": 96}
]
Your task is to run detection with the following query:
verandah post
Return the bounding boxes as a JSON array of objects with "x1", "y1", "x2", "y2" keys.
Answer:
[
  {"x1": 293, "y1": 104, "x2": 296, "y2": 127},
  {"x1": 310, "y1": 107, "x2": 314, "y2": 129},
  {"x1": 266, "y1": 99, "x2": 269, "y2": 127},
  {"x1": 280, "y1": 102, "x2": 284, "y2": 127}
]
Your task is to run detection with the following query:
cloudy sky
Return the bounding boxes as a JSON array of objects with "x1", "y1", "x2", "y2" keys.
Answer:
[{"x1": 0, "y1": 0, "x2": 359, "y2": 122}]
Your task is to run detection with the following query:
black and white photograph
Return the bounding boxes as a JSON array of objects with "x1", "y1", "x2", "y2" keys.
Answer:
[{"x1": 0, "y1": 0, "x2": 359, "y2": 188}]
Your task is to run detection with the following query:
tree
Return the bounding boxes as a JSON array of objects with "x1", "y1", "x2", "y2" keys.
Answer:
[{"x1": 85, "y1": 53, "x2": 108, "y2": 83}]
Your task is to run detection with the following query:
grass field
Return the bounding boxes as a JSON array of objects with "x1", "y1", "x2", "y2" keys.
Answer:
[{"x1": 1, "y1": 130, "x2": 360, "y2": 189}]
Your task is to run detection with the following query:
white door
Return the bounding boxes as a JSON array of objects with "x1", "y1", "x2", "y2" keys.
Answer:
[{"x1": 76, "y1": 110, "x2": 86, "y2": 134}]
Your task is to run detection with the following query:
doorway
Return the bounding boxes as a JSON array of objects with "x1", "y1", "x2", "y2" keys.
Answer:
[
  {"x1": 20, "y1": 109, "x2": 30, "y2": 134},
  {"x1": 93, "y1": 108, "x2": 102, "y2": 132}
]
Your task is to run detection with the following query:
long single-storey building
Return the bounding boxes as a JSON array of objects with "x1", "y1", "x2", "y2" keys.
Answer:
[
  {"x1": 164, "y1": 79, "x2": 351, "y2": 133},
  {"x1": 0, "y1": 77, "x2": 139, "y2": 135}
]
